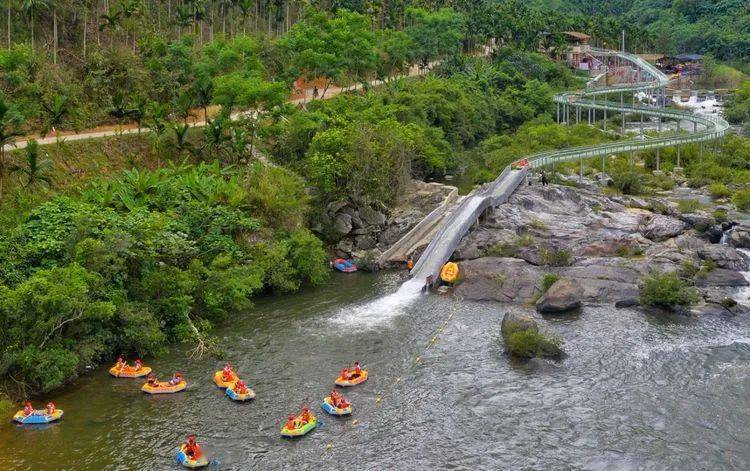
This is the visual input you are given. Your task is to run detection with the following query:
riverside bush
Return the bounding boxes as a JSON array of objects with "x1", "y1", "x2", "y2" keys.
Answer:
[
  {"x1": 506, "y1": 329, "x2": 563, "y2": 359},
  {"x1": 639, "y1": 271, "x2": 700, "y2": 312},
  {"x1": 733, "y1": 189, "x2": 750, "y2": 211},
  {"x1": 708, "y1": 183, "x2": 732, "y2": 199}
]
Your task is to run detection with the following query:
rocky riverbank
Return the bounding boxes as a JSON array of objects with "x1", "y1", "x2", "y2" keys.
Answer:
[
  {"x1": 452, "y1": 183, "x2": 750, "y2": 316},
  {"x1": 315, "y1": 180, "x2": 456, "y2": 263}
]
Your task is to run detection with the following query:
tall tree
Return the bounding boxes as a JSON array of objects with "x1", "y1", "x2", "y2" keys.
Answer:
[
  {"x1": 0, "y1": 98, "x2": 23, "y2": 200},
  {"x1": 20, "y1": 0, "x2": 49, "y2": 50}
]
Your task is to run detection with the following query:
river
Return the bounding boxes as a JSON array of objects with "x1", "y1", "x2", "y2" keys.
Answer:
[{"x1": 2, "y1": 271, "x2": 750, "y2": 470}]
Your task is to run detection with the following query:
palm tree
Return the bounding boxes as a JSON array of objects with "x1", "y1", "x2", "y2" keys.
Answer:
[
  {"x1": 40, "y1": 93, "x2": 70, "y2": 169},
  {"x1": 99, "y1": 7, "x2": 122, "y2": 47},
  {"x1": 10, "y1": 139, "x2": 52, "y2": 187},
  {"x1": 0, "y1": 98, "x2": 23, "y2": 200},
  {"x1": 192, "y1": 76, "x2": 214, "y2": 122},
  {"x1": 20, "y1": 0, "x2": 49, "y2": 50},
  {"x1": 172, "y1": 122, "x2": 193, "y2": 156},
  {"x1": 237, "y1": 0, "x2": 253, "y2": 34}
]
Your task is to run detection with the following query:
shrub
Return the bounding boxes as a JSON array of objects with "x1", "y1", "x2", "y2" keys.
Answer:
[
  {"x1": 616, "y1": 244, "x2": 644, "y2": 258},
  {"x1": 541, "y1": 273, "x2": 559, "y2": 292},
  {"x1": 506, "y1": 329, "x2": 563, "y2": 359},
  {"x1": 733, "y1": 189, "x2": 750, "y2": 210},
  {"x1": 708, "y1": 183, "x2": 732, "y2": 199},
  {"x1": 539, "y1": 247, "x2": 572, "y2": 266},
  {"x1": 713, "y1": 209, "x2": 728, "y2": 223},
  {"x1": 611, "y1": 168, "x2": 644, "y2": 195},
  {"x1": 639, "y1": 271, "x2": 701, "y2": 312},
  {"x1": 677, "y1": 199, "x2": 704, "y2": 213}
]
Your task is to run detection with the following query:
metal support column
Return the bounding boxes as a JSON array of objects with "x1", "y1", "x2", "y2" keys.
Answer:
[
  {"x1": 557, "y1": 103, "x2": 560, "y2": 124},
  {"x1": 579, "y1": 157, "x2": 583, "y2": 182},
  {"x1": 677, "y1": 145, "x2": 681, "y2": 168},
  {"x1": 656, "y1": 148, "x2": 660, "y2": 171}
]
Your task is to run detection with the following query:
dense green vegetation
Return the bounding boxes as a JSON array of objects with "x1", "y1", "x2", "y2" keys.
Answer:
[
  {"x1": 0, "y1": 162, "x2": 328, "y2": 395},
  {"x1": 539, "y1": 0, "x2": 750, "y2": 60}
]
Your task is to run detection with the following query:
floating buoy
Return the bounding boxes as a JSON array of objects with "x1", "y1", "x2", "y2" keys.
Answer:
[
  {"x1": 326, "y1": 443, "x2": 333, "y2": 451},
  {"x1": 375, "y1": 395, "x2": 382, "y2": 404}
]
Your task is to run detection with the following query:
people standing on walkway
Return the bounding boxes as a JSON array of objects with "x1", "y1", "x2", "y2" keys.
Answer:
[{"x1": 541, "y1": 171, "x2": 548, "y2": 187}]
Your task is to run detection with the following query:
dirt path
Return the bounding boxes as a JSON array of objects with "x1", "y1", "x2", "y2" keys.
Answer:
[{"x1": 4, "y1": 64, "x2": 431, "y2": 152}]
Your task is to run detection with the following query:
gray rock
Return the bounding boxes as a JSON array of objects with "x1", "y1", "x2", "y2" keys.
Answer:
[
  {"x1": 455, "y1": 258, "x2": 544, "y2": 303},
  {"x1": 327, "y1": 200, "x2": 348, "y2": 215},
  {"x1": 333, "y1": 213, "x2": 353, "y2": 235},
  {"x1": 354, "y1": 234, "x2": 377, "y2": 250},
  {"x1": 335, "y1": 238, "x2": 354, "y2": 254},
  {"x1": 350, "y1": 215, "x2": 365, "y2": 230},
  {"x1": 536, "y1": 279, "x2": 583, "y2": 314},
  {"x1": 640, "y1": 214, "x2": 687, "y2": 241},
  {"x1": 729, "y1": 230, "x2": 750, "y2": 249},
  {"x1": 359, "y1": 206, "x2": 387, "y2": 226},
  {"x1": 697, "y1": 244, "x2": 749, "y2": 271},
  {"x1": 702, "y1": 225, "x2": 724, "y2": 244},
  {"x1": 339, "y1": 206, "x2": 358, "y2": 218},
  {"x1": 615, "y1": 298, "x2": 640, "y2": 308},
  {"x1": 679, "y1": 212, "x2": 716, "y2": 230},
  {"x1": 690, "y1": 303, "x2": 733, "y2": 316},
  {"x1": 695, "y1": 268, "x2": 749, "y2": 287},
  {"x1": 378, "y1": 225, "x2": 403, "y2": 246}
]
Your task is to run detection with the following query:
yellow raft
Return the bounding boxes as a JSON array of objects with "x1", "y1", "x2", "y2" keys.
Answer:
[
  {"x1": 176, "y1": 444, "x2": 209, "y2": 468},
  {"x1": 335, "y1": 370, "x2": 368, "y2": 387},
  {"x1": 13, "y1": 409, "x2": 64, "y2": 424},
  {"x1": 109, "y1": 365, "x2": 152, "y2": 378},
  {"x1": 142, "y1": 380, "x2": 187, "y2": 394},
  {"x1": 213, "y1": 370, "x2": 238, "y2": 388},
  {"x1": 440, "y1": 262, "x2": 459, "y2": 284}
]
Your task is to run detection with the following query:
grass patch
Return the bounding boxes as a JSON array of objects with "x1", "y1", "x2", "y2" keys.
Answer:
[
  {"x1": 713, "y1": 209, "x2": 728, "y2": 223},
  {"x1": 677, "y1": 199, "x2": 705, "y2": 213},
  {"x1": 733, "y1": 189, "x2": 750, "y2": 210},
  {"x1": 541, "y1": 273, "x2": 559, "y2": 292},
  {"x1": 708, "y1": 183, "x2": 732, "y2": 199},
  {"x1": 539, "y1": 247, "x2": 572, "y2": 267},
  {"x1": 506, "y1": 329, "x2": 563, "y2": 359},
  {"x1": 616, "y1": 244, "x2": 644, "y2": 258},
  {"x1": 529, "y1": 217, "x2": 548, "y2": 230}
]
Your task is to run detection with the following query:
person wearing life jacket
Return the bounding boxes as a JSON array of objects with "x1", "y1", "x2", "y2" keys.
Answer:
[
  {"x1": 233, "y1": 380, "x2": 248, "y2": 394},
  {"x1": 147, "y1": 372, "x2": 158, "y2": 388},
  {"x1": 222, "y1": 363, "x2": 233, "y2": 382},
  {"x1": 184, "y1": 434, "x2": 202, "y2": 459},
  {"x1": 337, "y1": 393, "x2": 350, "y2": 409},
  {"x1": 23, "y1": 401, "x2": 34, "y2": 417},
  {"x1": 340, "y1": 367, "x2": 348, "y2": 382},
  {"x1": 330, "y1": 389, "x2": 341, "y2": 407},
  {"x1": 285, "y1": 415, "x2": 297, "y2": 431},
  {"x1": 116, "y1": 356, "x2": 126, "y2": 371},
  {"x1": 406, "y1": 259, "x2": 414, "y2": 270},
  {"x1": 134, "y1": 359, "x2": 143, "y2": 371},
  {"x1": 169, "y1": 372, "x2": 183, "y2": 386},
  {"x1": 351, "y1": 361, "x2": 362, "y2": 378},
  {"x1": 45, "y1": 402, "x2": 56, "y2": 415},
  {"x1": 300, "y1": 407, "x2": 312, "y2": 425}
]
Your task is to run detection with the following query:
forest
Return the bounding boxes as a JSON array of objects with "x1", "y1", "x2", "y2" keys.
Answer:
[{"x1": 0, "y1": 1, "x2": 748, "y2": 398}]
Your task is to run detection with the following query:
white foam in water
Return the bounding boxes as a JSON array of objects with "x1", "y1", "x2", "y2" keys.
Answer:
[
  {"x1": 328, "y1": 279, "x2": 424, "y2": 328},
  {"x1": 735, "y1": 248, "x2": 750, "y2": 305}
]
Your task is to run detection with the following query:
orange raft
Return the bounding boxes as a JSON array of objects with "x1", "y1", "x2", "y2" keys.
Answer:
[
  {"x1": 213, "y1": 370, "x2": 239, "y2": 388},
  {"x1": 109, "y1": 365, "x2": 152, "y2": 378},
  {"x1": 440, "y1": 262, "x2": 459, "y2": 284},
  {"x1": 142, "y1": 380, "x2": 187, "y2": 394},
  {"x1": 335, "y1": 370, "x2": 368, "y2": 387}
]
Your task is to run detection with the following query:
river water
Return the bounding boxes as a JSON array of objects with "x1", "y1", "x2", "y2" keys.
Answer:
[{"x1": 3, "y1": 271, "x2": 750, "y2": 470}]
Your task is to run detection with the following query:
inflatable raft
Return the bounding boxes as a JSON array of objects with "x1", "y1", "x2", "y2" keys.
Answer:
[
  {"x1": 13, "y1": 409, "x2": 64, "y2": 424},
  {"x1": 333, "y1": 258, "x2": 357, "y2": 273},
  {"x1": 321, "y1": 396, "x2": 352, "y2": 416},
  {"x1": 335, "y1": 370, "x2": 368, "y2": 387},
  {"x1": 440, "y1": 262, "x2": 459, "y2": 284},
  {"x1": 176, "y1": 444, "x2": 209, "y2": 469},
  {"x1": 280, "y1": 415, "x2": 317, "y2": 438},
  {"x1": 213, "y1": 370, "x2": 238, "y2": 388},
  {"x1": 142, "y1": 380, "x2": 186, "y2": 394},
  {"x1": 109, "y1": 365, "x2": 152, "y2": 378},
  {"x1": 226, "y1": 386, "x2": 255, "y2": 402}
]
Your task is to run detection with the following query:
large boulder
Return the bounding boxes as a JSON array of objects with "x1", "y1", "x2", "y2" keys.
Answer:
[
  {"x1": 455, "y1": 258, "x2": 544, "y2": 303},
  {"x1": 535, "y1": 279, "x2": 583, "y2": 314},
  {"x1": 640, "y1": 214, "x2": 687, "y2": 241},
  {"x1": 729, "y1": 229, "x2": 750, "y2": 249},
  {"x1": 697, "y1": 244, "x2": 749, "y2": 271},
  {"x1": 333, "y1": 213, "x2": 353, "y2": 235},
  {"x1": 679, "y1": 212, "x2": 716, "y2": 230},
  {"x1": 359, "y1": 206, "x2": 387, "y2": 226},
  {"x1": 354, "y1": 234, "x2": 377, "y2": 250}
]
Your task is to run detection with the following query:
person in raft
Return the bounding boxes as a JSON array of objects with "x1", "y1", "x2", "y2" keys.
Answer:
[
  {"x1": 330, "y1": 390, "x2": 349, "y2": 409},
  {"x1": 23, "y1": 401, "x2": 34, "y2": 416},
  {"x1": 146, "y1": 372, "x2": 158, "y2": 387},
  {"x1": 184, "y1": 434, "x2": 203, "y2": 460},
  {"x1": 221, "y1": 363, "x2": 233, "y2": 382},
  {"x1": 115, "y1": 356, "x2": 127, "y2": 370},
  {"x1": 169, "y1": 372, "x2": 183, "y2": 385},
  {"x1": 233, "y1": 380, "x2": 248, "y2": 394},
  {"x1": 45, "y1": 402, "x2": 56, "y2": 415},
  {"x1": 285, "y1": 415, "x2": 297, "y2": 431},
  {"x1": 351, "y1": 361, "x2": 362, "y2": 378},
  {"x1": 300, "y1": 407, "x2": 312, "y2": 425},
  {"x1": 134, "y1": 359, "x2": 143, "y2": 371}
]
